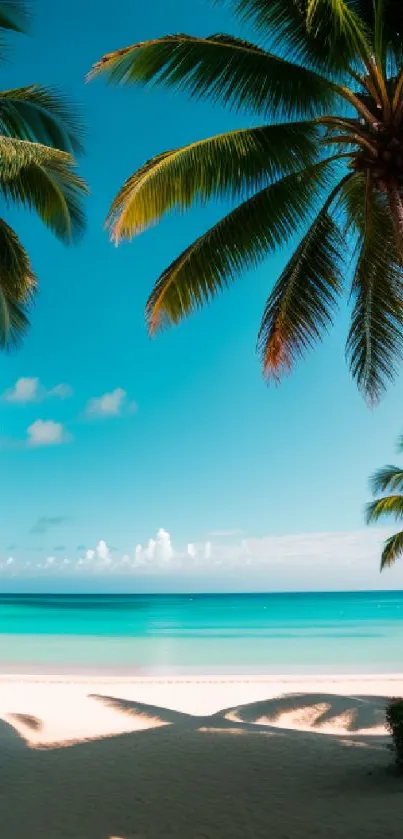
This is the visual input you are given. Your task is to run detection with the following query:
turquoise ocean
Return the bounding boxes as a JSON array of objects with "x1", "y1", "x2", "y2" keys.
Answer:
[{"x1": 0, "y1": 591, "x2": 402, "y2": 675}]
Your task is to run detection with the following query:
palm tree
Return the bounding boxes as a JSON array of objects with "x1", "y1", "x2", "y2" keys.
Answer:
[
  {"x1": 90, "y1": 0, "x2": 403, "y2": 403},
  {"x1": 0, "y1": 1, "x2": 87, "y2": 347},
  {"x1": 366, "y1": 434, "x2": 403, "y2": 568}
]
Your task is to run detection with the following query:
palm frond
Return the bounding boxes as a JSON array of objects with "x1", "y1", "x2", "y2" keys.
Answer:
[
  {"x1": 366, "y1": 494, "x2": 403, "y2": 523},
  {"x1": 89, "y1": 33, "x2": 338, "y2": 119},
  {"x1": 0, "y1": 217, "x2": 35, "y2": 348},
  {"x1": 342, "y1": 174, "x2": 403, "y2": 403},
  {"x1": 370, "y1": 465, "x2": 403, "y2": 495},
  {"x1": 0, "y1": 86, "x2": 84, "y2": 154},
  {"x1": 0, "y1": 134, "x2": 71, "y2": 177},
  {"x1": 107, "y1": 121, "x2": 320, "y2": 241},
  {"x1": 0, "y1": 0, "x2": 28, "y2": 35},
  {"x1": 380, "y1": 530, "x2": 403, "y2": 569},
  {"x1": 257, "y1": 180, "x2": 347, "y2": 380},
  {"x1": 0, "y1": 147, "x2": 88, "y2": 243},
  {"x1": 355, "y1": 0, "x2": 403, "y2": 69},
  {"x1": 145, "y1": 157, "x2": 344, "y2": 333},
  {"x1": 217, "y1": 0, "x2": 371, "y2": 74}
]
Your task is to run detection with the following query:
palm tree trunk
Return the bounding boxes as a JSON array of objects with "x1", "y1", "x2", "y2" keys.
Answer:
[{"x1": 388, "y1": 182, "x2": 403, "y2": 252}]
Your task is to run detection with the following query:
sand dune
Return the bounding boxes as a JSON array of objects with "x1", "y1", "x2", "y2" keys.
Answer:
[{"x1": 0, "y1": 674, "x2": 402, "y2": 838}]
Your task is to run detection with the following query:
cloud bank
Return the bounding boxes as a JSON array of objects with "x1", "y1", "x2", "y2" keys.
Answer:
[{"x1": 1, "y1": 527, "x2": 403, "y2": 591}]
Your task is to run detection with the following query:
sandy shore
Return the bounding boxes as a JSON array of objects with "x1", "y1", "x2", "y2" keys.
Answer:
[{"x1": 0, "y1": 673, "x2": 402, "y2": 837}]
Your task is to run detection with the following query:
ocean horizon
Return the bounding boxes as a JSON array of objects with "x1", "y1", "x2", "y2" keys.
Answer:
[{"x1": 0, "y1": 590, "x2": 402, "y2": 676}]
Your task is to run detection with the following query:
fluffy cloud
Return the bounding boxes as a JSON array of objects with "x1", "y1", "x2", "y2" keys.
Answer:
[
  {"x1": 27, "y1": 420, "x2": 68, "y2": 447},
  {"x1": 2, "y1": 527, "x2": 403, "y2": 591},
  {"x1": 85, "y1": 388, "x2": 135, "y2": 418},
  {"x1": 3, "y1": 378, "x2": 73, "y2": 404}
]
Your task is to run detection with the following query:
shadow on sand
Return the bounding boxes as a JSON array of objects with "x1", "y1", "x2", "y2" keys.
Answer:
[{"x1": 0, "y1": 692, "x2": 400, "y2": 839}]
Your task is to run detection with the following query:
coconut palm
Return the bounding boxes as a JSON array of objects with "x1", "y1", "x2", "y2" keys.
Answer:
[
  {"x1": 366, "y1": 434, "x2": 403, "y2": 568},
  {"x1": 90, "y1": 0, "x2": 403, "y2": 402},
  {"x1": 0, "y1": 1, "x2": 87, "y2": 347}
]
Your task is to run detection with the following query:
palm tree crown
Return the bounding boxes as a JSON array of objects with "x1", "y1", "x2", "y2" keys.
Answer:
[
  {"x1": 367, "y1": 433, "x2": 403, "y2": 569},
  {"x1": 0, "y1": 1, "x2": 87, "y2": 348},
  {"x1": 90, "y1": 0, "x2": 403, "y2": 403}
]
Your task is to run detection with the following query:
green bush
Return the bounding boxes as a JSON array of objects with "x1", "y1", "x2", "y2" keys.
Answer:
[{"x1": 385, "y1": 698, "x2": 403, "y2": 772}]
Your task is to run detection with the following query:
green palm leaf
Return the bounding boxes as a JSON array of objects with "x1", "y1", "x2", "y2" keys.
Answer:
[
  {"x1": 0, "y1": 217, "x2": 36, "y2": 348},
  {"x1": 380, "y1": 531, "x2": 403, "y2": 569},
  {"x1": 0, "y1": 86, "x2": 84, "y2": 154},
  {"x1": 0, "y1": 1, "x2": 27, "y2": 35},
  {"x1": 89, "y1": 33, "x2": 337, "y2": 119},
  {"x1": 257, "y1": 181, "x2": 347, "y2": 380},
  {"x1": 342, "y1": 175, "x2": 403, "y2": 403},
  {"x1": 145, "y1": 158, "x2": 343, "y2": 333},
  {"x1": 107, "y1": 121, "x2": 320, "y2": 241},
  {"x1": 0, "y1": 144, "x2": 89, "y2": 242},
  {"x1": 370, "y1": 465, "x2": 403, "y2": 495},
  {"x1": 366, "y1": 494, "x2": 403, "y2": 523},
  {"x1": 217, "y1": 0, "x2": 371, "y2": 73}
]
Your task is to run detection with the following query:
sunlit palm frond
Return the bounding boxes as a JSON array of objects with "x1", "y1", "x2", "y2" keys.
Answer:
[
  {"x1": 257, "y1": 180, "x2": 347, "y2": 380},
  {"x1": 216, "y1": 0, "x2": 371, "y2": 73},
  {"x1": 370, "y1": 465, "x2": 403, "y2": 495},
  {"x1": 0, "y1": 146, "x2": 89, "y2": 242},
  {"x1": 0, "y1": 86, "x2": 84, "y2": 153},
  {"x1": 0, "y1": 134, "x2": 71, "y2": 177},
  {"x1": 380, "y1": 531, "x2": 403, "y2": 569},
  {"x1": 145, "y1": 158, "x2": 343, "y2": 333},
  {"x1": 107, "y1": 121, "x2": 320, "y2": 241},
  {"x1": 89, "y1": 33, "x2": 337, "y2": 119},
  {"x1": 0, "y1": 217, "x2": 35, "y2": 348},
  {"x1": 366, "y1": 494, "x2": 403, "y2": 523},
  {"x1": 342, "y1": 175, "x2": 403, "y2": 403}
]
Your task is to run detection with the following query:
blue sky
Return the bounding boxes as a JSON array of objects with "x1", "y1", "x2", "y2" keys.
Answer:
[{"x1": 1, "y1": 0, "x2": 403, "y2": 592}]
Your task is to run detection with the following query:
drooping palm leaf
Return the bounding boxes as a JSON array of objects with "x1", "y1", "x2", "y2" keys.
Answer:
[
  {"x1": 107, "y1": 121, "x2": 320, "y2": 241},
  {"x1": 366, "y1": 494, "x2": 403, "y2": 523},
  {"x1": 0, "y1": 134, "x2": 71, "y2": 177},
  {"x1": 379, "y1": 530, "x2": 403, "y2": 569},
  {"x1": 145, "y1": 158, "x2": 343, "y2": 332},
  {"x1": 341, "y1": 174, "x2": 403, "y2": 402},
  {"x1": 0, "y1": 217, "x2": 36, "y2": 348},
  {"x1": 257, "y1": 180, "x2": 347, "y2": 379},
  {"x1": 216, "y1": 0, "x2": 371, "y2": 74},
  {"x1": 89, "y1": 33, "x2": 338, "y2": 119},
  {"x1": 0, "y1": 86, "x2": 84, "y2": 153},
  {"x1": 0, "y1": 0, "x2": 28, "y2": 36},
  {"x1": 0, "y1": 145, "x2": 88, "y2": 242},
  {"x1": 370, "y1": 465, "x2": 403, "y2": 495}
]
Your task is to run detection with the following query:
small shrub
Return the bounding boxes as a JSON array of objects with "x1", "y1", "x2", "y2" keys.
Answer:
[{"x1": 385, "y1": 698, "x2": 403, "y2": 772}]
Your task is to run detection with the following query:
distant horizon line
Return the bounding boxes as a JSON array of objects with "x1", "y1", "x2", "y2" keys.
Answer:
[{"x1": 1, "y1": 589, "x2": 402, "y2": 597}]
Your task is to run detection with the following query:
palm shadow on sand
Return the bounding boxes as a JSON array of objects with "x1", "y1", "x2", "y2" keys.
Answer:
[
  {"x1": 89, "y1": 691, "x2": 389, "y2": 736},
  {"x1": 0, "y1": 692, "x2": 400, "y2": 839}
]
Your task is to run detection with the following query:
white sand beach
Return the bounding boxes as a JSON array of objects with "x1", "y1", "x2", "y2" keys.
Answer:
[{"x1": 0, "y1": 673, "x2": 402, "y2": 838}]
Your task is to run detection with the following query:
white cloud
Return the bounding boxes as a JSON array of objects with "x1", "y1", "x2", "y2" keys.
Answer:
[
  {"x1": 3, "y1": 527, "x2": 403, "y2": 591},
  {"x1": 3, "y1": 378, "x2": 73, "y2": 404},
  {"x1": 27, "y1": 420, "x2": 67, "y2": 447},
  {"x1": 48, "y1": 384, "x2": 73, "y2": 399},
  {"x1": 96, "y1": 540, "x2": 110, "y2": 561},
  {"x1": 4, "y1": 377, "x2": 39, "y2": 403},
  {"x1": 85, "y1": 388, "x2": 133, "y2": 418}
]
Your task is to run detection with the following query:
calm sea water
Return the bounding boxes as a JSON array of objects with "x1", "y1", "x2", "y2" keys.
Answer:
[{"x1": 0, "y1": 591, "x2": 402, "y2": 675}]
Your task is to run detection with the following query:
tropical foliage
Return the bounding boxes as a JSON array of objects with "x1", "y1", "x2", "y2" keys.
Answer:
[
  {"x1": 366, "y1": 434, "x2": 403, "y2": 569},
  {"x1": 90, "y1": 0, "x2": 403, "y2": 402},
  {"x1": 0, "y1": 1, "x2": 87, "y2": 348}
]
